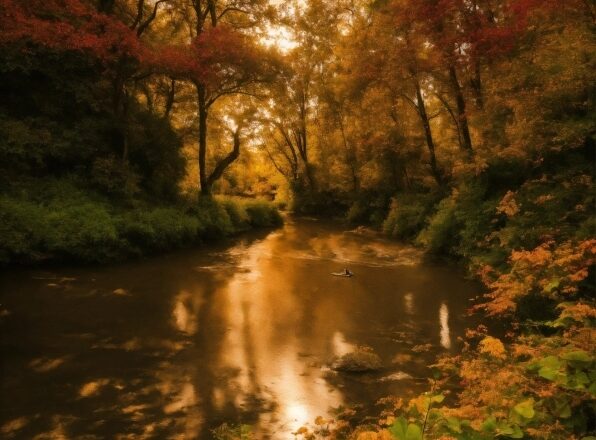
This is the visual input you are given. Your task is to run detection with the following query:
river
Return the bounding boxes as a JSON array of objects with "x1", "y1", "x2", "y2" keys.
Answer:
[{"x1": 0, "y1": 218, "x2": 479, "y2": 439}]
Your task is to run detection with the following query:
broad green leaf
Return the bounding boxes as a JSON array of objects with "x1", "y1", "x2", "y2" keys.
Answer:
[
  {"x1": 509, "y1": 424, "x2": 524, "y2": 439},
  {"x1": 481, "y1": 416, "x2": 497, "y2": 432},
  {"x1": 551, "y1": 397, "x2": 572, "y2": 418},
  {"x1": 537, "y1": 356, "x2": 565, "y2": 381},
  {"x1": 560, "y1": 350, "x2": 592, "y2": 363},
  {"x1": 513, "y1": 399, "x2": 535, "y2": 419},
  {"x1": 405, "y1": 423, "x2": 422, "y2": 440},
  {"x1": 388, "y1": 417, "x2": 408, "y2": 440},
  {"x1": 496, "y1": 422, "x2": 514, "y2": 436},
  {"x1": 430, "y1": 394, "x2": 445, "y2": 404},
  {"x1": 445, "y1": 416, "x2": 462, "y2": 433},
  {"x1": 569, "y1": 371, "x2": 590, "y2": 389},
  {"x1": 538, "y1": 355, "x2": 563, "y2": 370},
  {"x1": 562, "y1": 350, "x2": 593, "y2": 369},
  {"x1": 543, "y1": 279, "x2": 560, "y2": 293}
]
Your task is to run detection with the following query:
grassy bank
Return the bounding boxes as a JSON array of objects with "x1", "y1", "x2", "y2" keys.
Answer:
[{"x1": 0, "y1": 181, "x2": 282, "y2": 265}]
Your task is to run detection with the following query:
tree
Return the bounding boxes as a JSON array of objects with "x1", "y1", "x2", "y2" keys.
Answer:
[{"x1": 156, "y1": 0, "x2": 279, "y2": 196}]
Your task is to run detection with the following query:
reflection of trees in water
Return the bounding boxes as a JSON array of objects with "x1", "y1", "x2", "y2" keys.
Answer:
[
  {"x1": 0, "y1": 222, "x2": 477, "y2": 439},
  {"x1": 205, "y1": 232, "x2": 345, "y2": 437}
]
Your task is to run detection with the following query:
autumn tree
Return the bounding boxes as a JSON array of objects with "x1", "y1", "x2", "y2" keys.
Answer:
[{"x1": 155, "y1": 0, "x2": 279, "y2": 196}]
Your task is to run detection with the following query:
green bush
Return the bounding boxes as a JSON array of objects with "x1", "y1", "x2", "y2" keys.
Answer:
[
  {"x1": 346, "y1": 199, "x2": 369, "y2": 225},
  {"x1": 220, "y1": 198, "x2": 250, "y2": 231},
  {"x1": 382, "y1": 192, "x2": 439, "y2": 240},
  {"x1": 416, "y1": 195, "x2": 459, "y2": 254},
  {"x1": 192, "y1": 197, "x2": 235, "y2": 238},
  {"x1": 0, "y1": 196, "x2": 47, "y2": 263},
  {"x1": 243, "y1": 199, "x2": 284, "y2": 227},
  {"x1": 0, "y1": 189, "x2": 282, "y2": 265},
  {"x1": 117, "y1": 208, "x2": 202, "y2": 252},
  {"x1": 44, "y1": 203, "x2": 120, "y2": 262}
]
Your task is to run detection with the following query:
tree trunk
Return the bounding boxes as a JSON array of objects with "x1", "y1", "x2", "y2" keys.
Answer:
[
  {"x1": 163, "y1": 79, "x2": 176, "y2": 118},
  {"x1": 414, "y1": 79, "x2": 443, "y2": 186},
  {"x1": 449, "y1": 65, "x2": 473, "y2": 157},
  {"x1": 197, "y1": 84, "x2": 210, "y2": 195},
  {"x1": 338, "y1": 114, "x2": 359, "y2": 192},
  {"x1": 470, "y1": 61, "x2": 484, "y2": 109},
  {"x1": 206, "y1": 128, "x2": 241, "y2": 188}
]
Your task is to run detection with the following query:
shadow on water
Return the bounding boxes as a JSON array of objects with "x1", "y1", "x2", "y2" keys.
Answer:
[{"x1": 0, "y1": 218, "x2": 481, "y2": 439}]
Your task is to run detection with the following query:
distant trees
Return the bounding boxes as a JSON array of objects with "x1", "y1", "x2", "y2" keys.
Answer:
[{"x1": 1, "y1": 0, "x2": 593, "y2": 202}]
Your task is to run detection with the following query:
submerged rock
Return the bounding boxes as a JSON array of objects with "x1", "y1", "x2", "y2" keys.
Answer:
[
  {"x1": 378, "y1": 371, "x2": 412, "y2": 382},
  {"x1": 333, "y1": 347, "x2": 382, "y2": 372}
]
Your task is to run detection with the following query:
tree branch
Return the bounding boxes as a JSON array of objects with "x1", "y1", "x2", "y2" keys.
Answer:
[
  {"x1": 206, "y1": 127, "x2": 241, "y2": 186},
  {"x1": 136, "y1": 0, "x2": 168, "y2": 36},
  {"x1": 217, "y1": 6, "x2": 249, "y2": 20}
]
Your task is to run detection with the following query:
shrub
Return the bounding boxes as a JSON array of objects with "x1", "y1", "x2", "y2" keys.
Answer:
[
  {"x1": 346, "y1": 199, "x2": 369, "y2": 225},
  {"x1": 416, "y1": 195, "x2": 459, "y2": 254},
  {"x1": 117, "y1": 207, "x2": 202, "y2": 252},
  {"x1": 191, "y1": 197, "x2": 234, "y2": 239},
  {"x1": 44, "y1": 203, "x2": 120, "y2": 262},
  {"x1": 243, "y1": 199, "x2": 283, "y2": 227},
  {"x1": 0, "y1": 196, "x2": 47, "y2": 263},
  {"x1": 0, "y1": 188, "x2": 282, "y2": 265},
  {"x1": 382, "y1": 192, "x2": 439, "y2": 240},
  {"x1": 219, "y1": 197, "x2": 250, "y2": 231}
]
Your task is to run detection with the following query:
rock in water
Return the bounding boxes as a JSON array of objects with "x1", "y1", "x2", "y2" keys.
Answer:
[
  {"x1": 112, "y1": 288, "x2": 129, "y2": 296},
  {"x1": 333, "y1": 347, "x2": 382, "y2": 372}
]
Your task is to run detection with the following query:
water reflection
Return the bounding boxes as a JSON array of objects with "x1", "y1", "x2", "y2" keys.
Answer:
[
  {"x1": 332, "y1": 331, "x2": 356, "y2": 357},
  {"x1": 163, "y1": 382, "x2": 196, "y2": 414},
  {"x1": 1, "y1": 418, "x2": 28, "y2": 438},
  {"x1": 212, "y1": 234, "x2": 344, "y2": 435},
  {"x1": 79, "y1": 379, "x2": 110, "y2": 398},
  {"x1": 172, "y1": 289, "x2": 204, "y2": 335},
  {"x1": 403, "y1": 292, "x2": 414, "y2": 315},
  {"x1": 439, "y1": 303, "x2": 451, "y2": 349},
  {"x1": 0, "y1": 218, "x2": 479, "y2": 439},
  {"x1": 29, "y1": 356, "x2": 68, "y2": 373}
]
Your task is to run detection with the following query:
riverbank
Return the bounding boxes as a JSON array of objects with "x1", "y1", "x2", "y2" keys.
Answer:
[
  {"x1": 0, "y1": 181, "x2": 282, "y2": 265},
  {"x1": 288, "y1": 152, "x2": 596, "y2": 438}
]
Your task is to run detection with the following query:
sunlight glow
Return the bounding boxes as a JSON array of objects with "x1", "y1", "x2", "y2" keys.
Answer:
[
  {"x1": 285, "y1": 403, "x2": 310, "y2": 430},
  {"x1": 261, "y1": 25, "x2": 298, "y2": 53}
]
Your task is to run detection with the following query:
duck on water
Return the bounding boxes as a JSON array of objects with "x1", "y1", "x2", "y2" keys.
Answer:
[{"x1": 332, "y1": 268, "x2": 353, "y2": 277}]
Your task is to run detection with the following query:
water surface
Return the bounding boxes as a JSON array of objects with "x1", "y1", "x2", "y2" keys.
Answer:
[{"x1": 0, "y1": 218, "x2": 479, "y2": 439}]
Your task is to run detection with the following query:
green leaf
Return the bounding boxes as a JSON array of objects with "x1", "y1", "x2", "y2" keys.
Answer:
[
  {"x1": 509, "y1": 424, "x2": 524, "y2": 439},
  {"x1": 431, "y1": 394, "x2": 445, "y2": 404},
  {"x1": 389, "y1": 417, "x2": 408, "y2": 440},
  {"x1": 405, "y1": 423, "x2": 423, "y2": 440},
  {"x1": 445, "y1": 416, "x2": 462, "y2": 433},
  {"x1": 389, "y1": 419, "x2": 422, "y2": 440},
  {"x1": 481, "y1": 416, "x2": 497, "y2": 432},
  {"x1": 569, "y1": 371, "x2": 590, "y2": 389},
  {"x1": 537, "y1": 356, "x2": 565, "y2": 381},
  {"x1": 560, "y1": 350, "x2": 592, "y2": 363},
  {"x1": 496, "y1": 422, "x2": 524, "y2": 438},
  {"x1": 513, "y1": 399, "x2": 535, "y2": 419},
  {"x1": 551, "y1": 397, "x2": 572, "y2": 419},
  {"x1": 543, "y1": 279, "x2": 560, "y2": 293}
]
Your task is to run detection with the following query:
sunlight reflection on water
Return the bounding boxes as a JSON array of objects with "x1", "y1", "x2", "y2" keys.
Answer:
[
  {"x1": 0, "y1": 218, "x2": 479, "y2": 439},
  {"x1": 440, "y1": 303, "x2": 451, "y2": 349}
]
